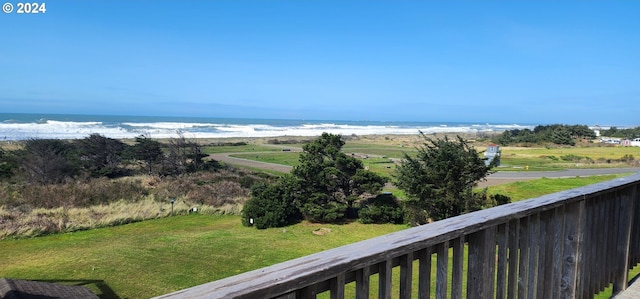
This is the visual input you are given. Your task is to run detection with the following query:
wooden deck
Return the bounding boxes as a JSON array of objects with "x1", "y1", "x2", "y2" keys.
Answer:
[
  {"x1": 155, "y1": 172, "x2": 640, "y2": 299},
  {"x1": 614, "y1": 276, "x2": 640, "y2": 299}
]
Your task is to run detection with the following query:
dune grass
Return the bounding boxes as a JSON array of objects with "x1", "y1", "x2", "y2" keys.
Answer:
[{"x1": 0, "y1": 198, "x2": 243, "y2": 239}]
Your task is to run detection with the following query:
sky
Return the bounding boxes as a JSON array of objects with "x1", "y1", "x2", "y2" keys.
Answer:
[{"x1": 1, "y1": 1, "x2": 639, "y2": 125}]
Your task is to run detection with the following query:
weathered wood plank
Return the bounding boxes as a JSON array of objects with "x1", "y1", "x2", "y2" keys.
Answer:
[
  {"x1": 507, "y1": 219, "x2": 519, "y2": 299},
  {"x1": 589, "y1": 196, "x2": 602, "y2": 296},
  {"x1": 631, "y1": 183, "x2": 640, "y2": 267},
  {"x1": 527, "y1": 213, "x2": 540, "y2": 298},
  {"x1": 538, "y1": 210, "x2": 551, "y2": 298},
  {"x1": 613, "y1": 187, "x2": 636, "y2": 295},
  {"x1": 540, "y1": 208, "x2": 557, "y2": 299},
  {"x1": 417, "y1": 247, "x2": 432, "y2": 299},
  {"x1": 551, "y1": 206, "x2": 565, "y2": 299},
  {"x1": 467, "y1": 227, "x2": 496, "y2": 299},
  {"x1": 355, "y1": 266, "x2": 370, "y2": 299},
  {"x1": 436, "y1": 241, "x2": 449, "y2": 299},
  {"x1": 399, "y1": 252, "x2": 413, "y2": 299},
  {"x1": 560, "y1": 200, "x2": 586, "y2": 298},
  {"x1": 452, "y1": 236, "x2": 464, "y2": 299},
  {"x1": 379, "y1": 260, "x2": 392, "y2": 299},
  {"x1": 518, "y1": 216, "x2": 529, "y2": 298},
  {"x1": 496, "y1": 223, "x2": 508, "y2": 299},
  {"x1": 486, "y1": 227, "x2": 497, "y2": 299},
  {"x1": 609, "y1": 193, "x2": 620, "y2": 287},
  {"x1": 330, "y1": 274, "x2": 345, "y2": 299}
]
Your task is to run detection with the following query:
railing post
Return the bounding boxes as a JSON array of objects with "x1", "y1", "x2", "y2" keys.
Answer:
[
  {"x1": 400, "y1": 252, "x2": 413, "y2": 299},
  {"x1": 612, "y1": 187, "x2": 636, "y2": 295},
  {"x1": 355, "y1": 266, "x2": 370, "y2": 299},
  {"x1": 417, "y1": 247, "x2": 432, "y2": 299},
  {"x1": 560, "y1": 200, "x2": 586, "y2": 298},
  {"x1": 467, "y1": 227, "x2": 496, "y2": 299},
  {"x1": 330, "y1": 274, "x2": 345, "y2": 299},
  {"x1": 436, "y1": 241, "x2": 449, "y2": 299},
  {"x1": 378, "y1": 259, "x2": 392, "y2": 299}
]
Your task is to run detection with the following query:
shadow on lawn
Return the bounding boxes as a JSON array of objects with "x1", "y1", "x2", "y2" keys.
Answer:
[{"x1": 33, "y1": 279, "x2": 122, "y2": 299}]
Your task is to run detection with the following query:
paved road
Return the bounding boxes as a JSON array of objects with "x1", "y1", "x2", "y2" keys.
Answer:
[
  {"x1": 210, "y1": 152, "x2": 639, "y2": 186},
  {"x1": 487, "y1": 167, "x2": 640, "y2": 179},
  {"x1": 476, "y1": 167, "x2": 639, "y2": 187}
]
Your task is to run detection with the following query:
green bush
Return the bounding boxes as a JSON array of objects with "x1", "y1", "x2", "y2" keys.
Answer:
[
  {"x1": 241, "y1": 182, "x2": 302, "y2": 229},
  {"x1": 491, "y1": 194, "x2": 512, "y2": 206},
  {"x1": 358, "y1": 193, "x2": 404, "y2": 224},
  {"x1": 301, "y1": 194, "x2": 348, "y2": 223}
]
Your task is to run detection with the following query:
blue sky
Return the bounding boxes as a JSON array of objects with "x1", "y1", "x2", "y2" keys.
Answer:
[{"x1": 1, "y1": 1, "x2": 638, "y2": 125}]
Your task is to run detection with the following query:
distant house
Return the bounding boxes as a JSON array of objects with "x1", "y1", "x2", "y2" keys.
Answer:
[
  {"x1": 484, "y1": 144, "x2": 501, "y2": 166},
  {"x1": 593, "y1": 125, "x2": 601, "y2": 137},
  {"x1": 0, "y1": 278, "x2": 99, "y2": 299}
]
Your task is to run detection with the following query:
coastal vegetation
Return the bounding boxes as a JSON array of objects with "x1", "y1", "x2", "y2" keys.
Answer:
[
  {"x1": 0, "y1": 134, "x2": 268, "y2": 238},
  {"x1": 1, "y1": 128, "x2": 638, "y2": 238},
  {"x1": 493, "y1": 124, "x2": 596, "y2": 146},
  {"x1": 600, "y1": 126, "x2": 640, "y2": 139},
  {"x1": 0, "y1": 129, "x2": 637, "y2": 298},
  {"x1": 0, "y1": 175, "x2": 629, "y2": 299},
  {"x1": 395, "y1": 134, "x2": 502, "y2": 224},
  {"x1": 242, "y1": 133, "x2": 388, "y2": 228}
]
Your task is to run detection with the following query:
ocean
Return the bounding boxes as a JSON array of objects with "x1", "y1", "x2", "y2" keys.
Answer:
[{"x1": 0, "y1": 113, "x2": 533, "y2": 141}]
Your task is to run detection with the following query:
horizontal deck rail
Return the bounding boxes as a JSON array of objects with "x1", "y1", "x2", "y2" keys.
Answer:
[{"x1": 155, "y1": 172, "x2": 640, "y2": 299}]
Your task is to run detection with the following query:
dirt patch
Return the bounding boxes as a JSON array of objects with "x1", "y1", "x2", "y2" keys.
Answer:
[{"x1": 312, "y1": 228, "x2": 332, "y2": 236}]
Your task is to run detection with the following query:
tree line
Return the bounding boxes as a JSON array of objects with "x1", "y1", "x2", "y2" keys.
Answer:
[
  {"x1": 0, "y1": 133, "x2": 216, "y2": 185},
  {"x1": 242, "y1": 132, "x2": 509, "y2": 229},
  {"x1": 492, "y1": 124, "x2": 596, "y2": 146},
  {"x1": 599, "y1": 126, "x2": 640, "y2": 139}
]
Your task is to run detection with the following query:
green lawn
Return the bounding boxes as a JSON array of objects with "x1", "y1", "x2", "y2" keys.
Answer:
[
  {"x1": 203, "y1": 144, "x2": 281, "y2": 154},
  {"x1": 486, "y1": 174, "x2": 631, "y2": 201},
  {"x1": 0, "y1": 215, "x2": 406, "y2": 298},
  {"x1": 230, "y1": 152, "x2": 301, "y2": 167}
]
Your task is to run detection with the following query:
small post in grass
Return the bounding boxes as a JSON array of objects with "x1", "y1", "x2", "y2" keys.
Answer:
[{"x1": 170, "y1": 198, "x2": 175, "y2": 216}]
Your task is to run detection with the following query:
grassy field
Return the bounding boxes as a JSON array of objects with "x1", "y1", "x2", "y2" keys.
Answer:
[
  {"x1": 2, "y1": 174, "x2": 638, "y2": 298},
  {"x1": 216, "y1": 138, "x2": 640, "y2": 173},
  {"x1": 499, "y1": 145, "x2": 640, "y2": 170},
  {"x1": 0, "y1": 215, "x2": 406, "y2": 298},
  {"x1": 486, "y1": 174, "x2": 631, "y2": 201},
  {"x1": 203, "y1": 144, "x2": 282, "y2": 154},
  {"x1": 230, "y1": 152, "x2": 301, "y2": 167}
]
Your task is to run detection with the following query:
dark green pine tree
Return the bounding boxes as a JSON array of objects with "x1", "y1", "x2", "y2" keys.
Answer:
[{"x1": 395, "y1": 134, "x2": 496, "y2": 225}]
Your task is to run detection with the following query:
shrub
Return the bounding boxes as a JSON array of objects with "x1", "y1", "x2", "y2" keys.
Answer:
[
  {"x1": 491, "y1": 194, "x2": 512, "y2": 206},
  {"x1": 358, "y1": 193, "x2": 404, "y2": 224},
  {"x1": 241, "y1": 181, "x2": 302, "y2": 229}
]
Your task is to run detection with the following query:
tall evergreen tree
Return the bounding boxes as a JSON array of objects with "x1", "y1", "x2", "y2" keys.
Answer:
[
  {"x1": 395, "y1": 134, "x2": 495, "y2": 225},
  {"x1": 291, "y1": 133, "x2": 387, "y2": 222}
]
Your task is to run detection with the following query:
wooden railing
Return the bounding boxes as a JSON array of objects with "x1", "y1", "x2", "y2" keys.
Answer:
[{"x1": 155, "y1": 172, "x2": 640, "y2": 299}]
